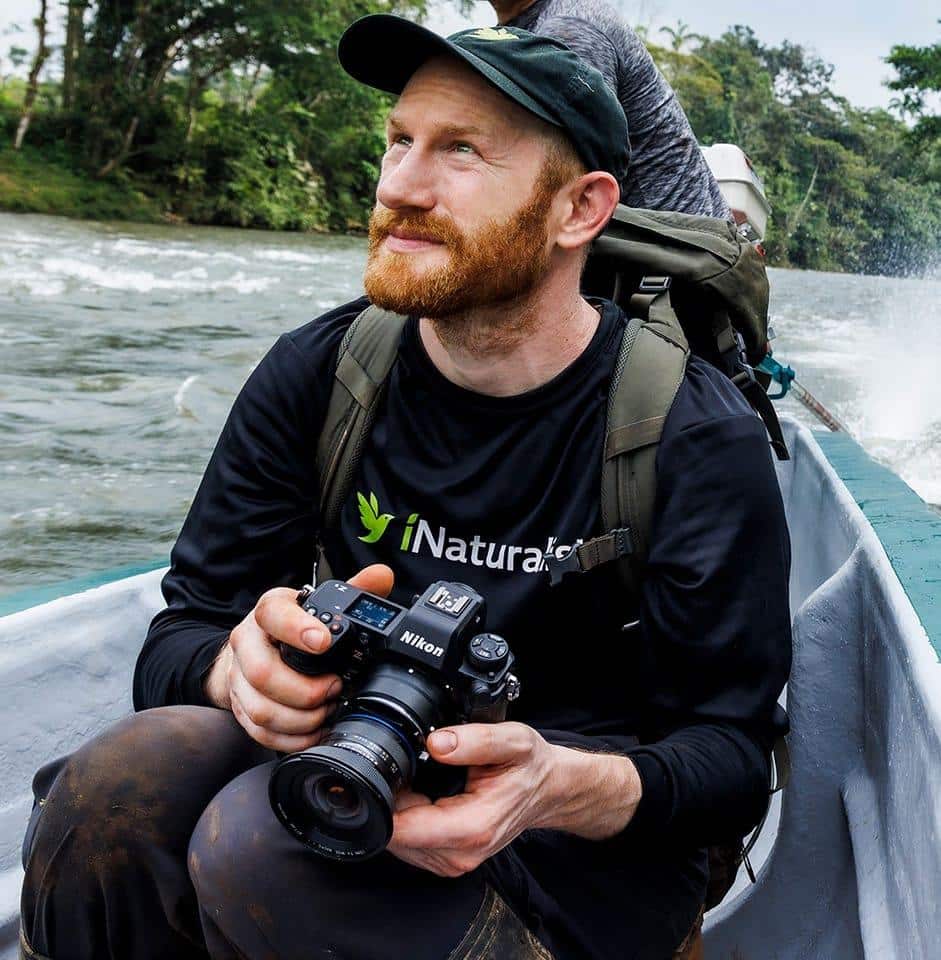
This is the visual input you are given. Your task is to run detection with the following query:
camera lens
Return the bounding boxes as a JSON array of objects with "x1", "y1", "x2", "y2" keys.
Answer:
[
  {"x1": 269, "y1": 664, "x2": 452, "y2": 861},
  {"x1": 305, "y1": 772, "x2": 369, "y2": 830},
  {"x1": 269, "y1": 739, "x2": 397, "y2": 860}
]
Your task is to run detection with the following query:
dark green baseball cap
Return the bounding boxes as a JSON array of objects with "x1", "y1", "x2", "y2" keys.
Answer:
[{"x1": 337, "y1": 15, "x2": 630, "y2": 182}]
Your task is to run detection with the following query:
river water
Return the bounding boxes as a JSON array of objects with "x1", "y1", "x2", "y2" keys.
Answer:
[{"x1": 1, "y1": 211, "x2": 938, "y2": 602}]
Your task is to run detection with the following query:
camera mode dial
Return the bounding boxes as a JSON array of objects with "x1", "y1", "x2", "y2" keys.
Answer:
[{"x1": 468, "y1": 633, "x2": 509, "y2": 671}]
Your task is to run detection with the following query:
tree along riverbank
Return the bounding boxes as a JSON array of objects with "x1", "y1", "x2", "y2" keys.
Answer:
[{"x1": 1, "y1": 3, "x2": 939, "y2": 275}]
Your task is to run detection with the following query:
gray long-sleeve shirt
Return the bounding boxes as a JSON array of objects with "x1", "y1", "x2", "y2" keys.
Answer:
[{"x1": 507, "y1": 0, "x2": 732, "y2": 218}]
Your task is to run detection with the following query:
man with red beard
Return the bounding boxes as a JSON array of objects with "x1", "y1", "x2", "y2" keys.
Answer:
[{"x1": 19, "y1": 17, "x2": 790, "y2": 960}]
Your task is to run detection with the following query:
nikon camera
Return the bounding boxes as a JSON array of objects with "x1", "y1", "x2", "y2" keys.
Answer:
[{"x1": 268, "y1": 579, "x2": 520, "y2": 861}]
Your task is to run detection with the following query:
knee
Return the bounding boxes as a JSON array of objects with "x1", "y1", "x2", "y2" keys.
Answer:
[
  {"x1": 188, "y1": 764, "x2": 485, "y2": 956},
  {"x1": 20, "y1": 708, "x2": 272, "y2": 958},
  {"x1": 24, "y1": 706, "x2": 267, "y2": 889},
  {"x1": 187, "y1": 762, "x2": 279, "y2": 907}
]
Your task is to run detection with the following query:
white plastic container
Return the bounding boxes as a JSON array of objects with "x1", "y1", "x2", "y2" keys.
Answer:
[{"x1": 701, "y1": 143, "x2": 772, "y2": 241}]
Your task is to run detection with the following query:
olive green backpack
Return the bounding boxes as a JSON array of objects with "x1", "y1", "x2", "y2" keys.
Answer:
[{"x1": 313, "y1": 205, "x2": 789, "y2": 905}]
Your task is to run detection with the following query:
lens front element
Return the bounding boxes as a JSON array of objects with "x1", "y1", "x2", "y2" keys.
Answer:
[
  {"x1": 269, "y1": 744, "x2": 395, "y2": 860},
  {"x1": 305, "y1": 772, "x2": 370, "y2": 830}
]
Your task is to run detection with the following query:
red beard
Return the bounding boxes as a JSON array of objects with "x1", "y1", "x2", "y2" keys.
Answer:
[{"x1": 364, "y1": 183, "x2": 555, "y2": 321}]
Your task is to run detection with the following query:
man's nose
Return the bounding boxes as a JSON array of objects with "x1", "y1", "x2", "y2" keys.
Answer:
[{"x1": 376, "y1": 148, "x2": 436, "y2": 211}]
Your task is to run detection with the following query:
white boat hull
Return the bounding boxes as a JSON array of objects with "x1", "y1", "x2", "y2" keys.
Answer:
[{"x1": 705, "y1": 421, "x2": 941, "y2": 958}]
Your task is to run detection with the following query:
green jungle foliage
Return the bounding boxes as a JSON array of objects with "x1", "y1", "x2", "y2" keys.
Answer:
[
  {"x1": 886, "y1": 28, "x2": 941, "y2": 180},
  {"x1": 0, "y1": 0, "x2": 426, "y2": 232},
  {"x1": 649, "y1": 26, "x2": 941, "y2": 276},
  {"x1": 1, "y1": 3, "x2": 939, "y2": 276}
]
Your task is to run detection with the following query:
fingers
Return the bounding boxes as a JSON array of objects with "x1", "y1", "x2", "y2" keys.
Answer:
[
  {"x1": 229, "y1": 687, "x2": 327, "y2": 753},
  {"x1": 394, "y1": 790, "x2": 433, "y2": 813},
  {"x1": 231, "y1": 621, "x2": 341, "y2": 709},
  {"x1": 229, "y1": 671, "x2": 337, "y2": 735},
  {"x1": 426, "y1": 722, "x2": 540, "y2": 767},
  {"x1": 346, "y1": 563, "x2": 394, "y2": 598},
  {"x1": 253, "y1": 587, "x2": 332, "y2": 654},
  {"x1": 389, "y1": 799, "x2": 495, "y2": 877},
  {"x1": 225, "y1": 569, "x2": 393, "y2": 753},
  {"x1": 253, "y1": 569, "x2": 393, "y2": 656},
  {"x1": 225, "y1": 586, "x2": 345, "y2": 750},
  {"x1": 391, "y1": 796, "x2": 488, "y2": 851}
]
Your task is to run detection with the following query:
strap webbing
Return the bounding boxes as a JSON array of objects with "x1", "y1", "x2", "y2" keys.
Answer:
[
  {"x1": 547, "y1": 282, "x2": 688, "y2": 594},
  {"x1": 739, "y1": 375, "x2": 791, "y2": 460},
  {"x1": 335, "y1": 349, "x2": 376, "y2": 409},
  {"x1": 770, "y1": 736, "x2": 791, "y2": 794},
  {"x1": 603, "y1": 285, "x2": 689, "y2": 569},
  {"x1": 314, "y1": 305, "x2": 408, "y2": 580},
  {"x1": 605, "y1": 416, "x2": 667, "y2": 459}
]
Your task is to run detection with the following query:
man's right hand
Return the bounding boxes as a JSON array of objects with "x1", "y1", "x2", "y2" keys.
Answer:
[{"x1": 204, "y1": 564, "x2": 394, "y2": 752}]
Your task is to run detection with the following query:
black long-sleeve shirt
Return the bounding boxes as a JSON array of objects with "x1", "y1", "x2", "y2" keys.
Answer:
[{"x1": 135, "y1": 297, "x2": 791, "y2": 847}]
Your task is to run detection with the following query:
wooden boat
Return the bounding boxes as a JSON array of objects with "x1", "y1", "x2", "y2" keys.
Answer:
[{"x1": 1, "y1": 416, "x2": 939, "y2": 959}]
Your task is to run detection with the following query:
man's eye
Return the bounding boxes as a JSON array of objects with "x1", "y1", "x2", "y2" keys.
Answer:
[
  {"x1": 451, "y1": 142, "x2": 476, "y2": 155},
  {"x1": 388, "y1": 135, "x2": 411, "y2": 148}
]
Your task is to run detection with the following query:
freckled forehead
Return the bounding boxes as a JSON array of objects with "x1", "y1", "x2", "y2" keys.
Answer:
[{"x1": 393, "y1": 55, "x2": 542, "y2": 139}]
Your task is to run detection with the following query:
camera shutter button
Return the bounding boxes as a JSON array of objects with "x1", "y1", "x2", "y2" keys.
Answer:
[{"x1": 469, "y1": 633, "x2": 508, "y2": 670}]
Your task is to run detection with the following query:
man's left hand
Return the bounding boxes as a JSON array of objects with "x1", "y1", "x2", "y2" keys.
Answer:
[
  {"x1": 387, "y1": 722, "x2": 642, "y2": 877},
  {"x1": 388, "y1": 722, "x2": 554, "y2": 877}
]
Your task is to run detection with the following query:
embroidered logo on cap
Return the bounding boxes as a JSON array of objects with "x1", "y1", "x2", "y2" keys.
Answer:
[{"x1": 469, "y1": 27, "x2": 519, "y2": 41}]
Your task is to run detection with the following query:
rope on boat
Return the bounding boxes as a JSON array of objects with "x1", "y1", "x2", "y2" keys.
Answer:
[{"x1": 758, "y1": 353, "x2": 850, "y2": 434}]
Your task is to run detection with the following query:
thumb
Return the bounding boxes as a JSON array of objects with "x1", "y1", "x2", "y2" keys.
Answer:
[
  {"x1": 346, "y1": 564, "x2": 394, "y2": 598},
  {"x1": 426, "y1": 723, "x2": 537, "y2": 767}
]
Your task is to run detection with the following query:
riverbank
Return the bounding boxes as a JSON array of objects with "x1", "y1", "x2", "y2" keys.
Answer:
[
  {"x1": 0, "y1": 143, "x2": 343, "y2": 232},
  {"x1": 0, "y1": 147, "x2": 164, "y2": 223}
]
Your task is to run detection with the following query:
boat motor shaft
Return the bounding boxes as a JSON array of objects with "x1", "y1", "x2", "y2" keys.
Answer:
[{"x1": 758, "y1": 354, "x2": 850, "y2": 434}]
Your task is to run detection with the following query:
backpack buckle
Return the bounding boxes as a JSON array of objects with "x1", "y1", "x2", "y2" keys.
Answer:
[
  {"x1": 545, "y1": 544, "x2": 584, "y2": 587},
  {"x1": 638, "y1": 276, "x2": 672, "y2": 295},
  {"x1": 732, "y1": 363, "x2": 758, "y2": 389},
  {"x1": 545, "y1": 529, "x2": 633, "y2": 587}
]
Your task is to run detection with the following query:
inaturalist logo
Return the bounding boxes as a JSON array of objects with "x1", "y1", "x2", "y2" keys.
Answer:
[
  {"x1": 398, "y1": 630, "x2": 445, "y2": 659},
  {"x1": 354, "y1": 490, "x2": 581, "y2": 575},
  {"x1": 356, "y1": 491, "x2": 395, "y2": 543}
]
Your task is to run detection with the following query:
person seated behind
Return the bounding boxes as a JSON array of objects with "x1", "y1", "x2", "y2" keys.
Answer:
[
  {"x1": 490, "y1": 0, "x2": 733, "y2": 219},
  {"x1": 19, "y1": 19, "x2": 790, "y2": 960}
]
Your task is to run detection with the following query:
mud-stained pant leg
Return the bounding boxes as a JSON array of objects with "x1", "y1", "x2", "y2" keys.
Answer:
[
  {"x1": 20, "y1": 706, "x2": 272, "y2": 960},
  {"x1": 188, "y1": 763, "x2": 553, "y2": 960},
  {"x1": 446, "y1": 887, "x2": 554, "y2": 960}
]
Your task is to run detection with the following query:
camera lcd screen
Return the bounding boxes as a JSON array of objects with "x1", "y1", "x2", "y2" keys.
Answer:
[{"x1": 348, "y1": 595, "x2": 399, "y2": 630}]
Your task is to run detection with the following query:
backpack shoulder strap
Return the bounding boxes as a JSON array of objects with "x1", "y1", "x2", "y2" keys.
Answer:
[
  {"x1": 546, "y1": 278, "x2": 688, "y2": 601},
  {"x1": 605, "y1": 279, "x2": 689, "y2": 592},
  {"x1": 314, "y1": 305, "x2": 408, "y2": 579}
]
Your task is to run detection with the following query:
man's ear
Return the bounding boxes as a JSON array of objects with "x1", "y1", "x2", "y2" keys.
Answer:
[{"x1": 554, "y1": 172, "x2": 620, "y2": 252}]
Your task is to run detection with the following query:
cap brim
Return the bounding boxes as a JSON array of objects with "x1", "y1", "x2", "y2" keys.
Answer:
[
  {"x1": 338, "y1": 15, "x2": 560, "y2": 130},
  {"x1": 338, "y1": 16, "x2": 455, "y2": 95}
]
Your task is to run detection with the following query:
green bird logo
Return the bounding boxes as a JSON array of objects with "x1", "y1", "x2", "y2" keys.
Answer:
[{"x1": 357, "y1": 491, "x2": 395, "y2": 543}]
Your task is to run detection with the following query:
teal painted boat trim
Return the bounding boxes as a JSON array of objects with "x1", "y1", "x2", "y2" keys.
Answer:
[
  {"x1": 818, "y1": 431, "x2": 941, "y2": 661},
  {"x1": 0, "y1": 560, "x2": 166, "y2": 619}
]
